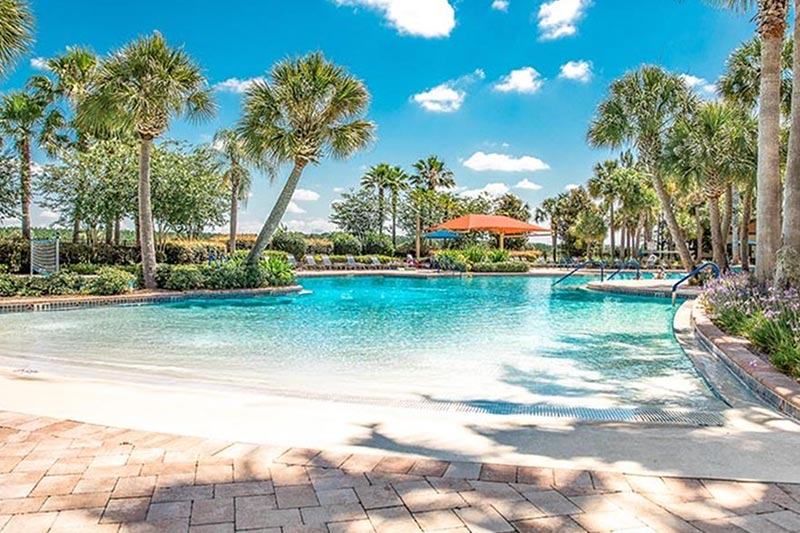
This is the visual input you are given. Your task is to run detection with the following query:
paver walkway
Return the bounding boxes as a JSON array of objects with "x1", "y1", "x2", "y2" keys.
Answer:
[{"x1": 2, "y1": 411, "x2": 800, "y2": 533}]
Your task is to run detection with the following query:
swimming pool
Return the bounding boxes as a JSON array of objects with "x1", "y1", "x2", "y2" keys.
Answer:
[{"x1": 0, "y1": 276, "x2": 722, "y2": 413}]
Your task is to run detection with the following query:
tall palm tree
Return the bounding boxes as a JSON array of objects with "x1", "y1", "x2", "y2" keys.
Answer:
[
  {"x1": 587, "y1": 159, "x2": 621, "y2": 260},
  {"x1": 535, "y1": 196, "x2": 562, "y2": 262},
  {"x1": 77, "y1": 32, "x2": 215, "y2": 289},
  {"x1": 361, "y1": 163, "x2": 393, "y2": 235},
  {"x1": 715, "y1": 0, "x2": 789, "y2": 281},
  {"x1": 410, "y1": 156, "x2": 454, "y2": 258},
  {"x1": 0, "y1": 90, "x2": 64, "y2": 239},
  {"x1": 666, "y1": 101, "x2": 756, "y2": 270},
  {"x1": 718, "y1": 37, "x2": 793, "y2": 115},
  {"x1": 381, "y1": 165, "x2": 408, "y2": 248},
  {"x1": 214, "y1": 128, "x2": 252, "y2": 253},
  {"x1": 30, "y1": 47, "x2": 100, "y2": 242},
  {"x1": 780, "y1": 2, "x2": 800, "y2": 286},
  {"x1": 238, "y1": 52, "x2": 374, "y2": 265},
  {"x1": 587, "y1": 65, "x2": 697, "y2": 271},
  {"x1": 0, "y1": 0, "x2": 33, "y2": 78}
]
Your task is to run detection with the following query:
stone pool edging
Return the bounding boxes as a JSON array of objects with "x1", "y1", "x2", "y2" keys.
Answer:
[
  {"x1": 692, "y1": 303, "x2": 800, "y2": 421},
  {"x1": 587, "y1": 279, "x2": 700, "y2": 298},
  {"x1": 0, "y1": 285, "x2": 302, "y2": 314}
]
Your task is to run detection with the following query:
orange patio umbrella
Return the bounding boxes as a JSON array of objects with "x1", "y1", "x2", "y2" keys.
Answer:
[{"x1": 432, "y1": 214, "x2": 550, "y2": 250}]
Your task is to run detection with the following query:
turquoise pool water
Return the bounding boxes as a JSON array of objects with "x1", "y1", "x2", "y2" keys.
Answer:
[{"x1": 0, "y1": 276, "x2": 721, "y2": 411}]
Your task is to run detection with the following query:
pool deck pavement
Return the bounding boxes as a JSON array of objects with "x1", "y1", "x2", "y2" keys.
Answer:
[{"x1": 3, "y1": 409, "x2": 800, "y2": 533}]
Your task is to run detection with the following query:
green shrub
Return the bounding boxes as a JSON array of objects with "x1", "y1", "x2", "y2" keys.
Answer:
[
  {"x1": 262, "y1": 256, "x2": 295, "y2": 286},
  {"x1": 0, "y1": 273, "x2": 17, "y2": 296},
  {"x1": 83, "y1": 267, "x2": 135, "y2": 296},
  {"x1": 433, "y1": 251, "x2": 468, "y2": 272},
  {"x1": 471, "y1": 261, "x2": 529, "y2": 273},
  {"x1": 461, "y1": 245, "x2": 488, "y2": 264},
  {"x1": 161, "y1": 240, "x2": 226, "y2": 264},
  {"x1": 201, "y1": 262, "x2": 245, "y2": 290},
  {"x1": 46, "y1": 272, "x2": 84, "y2": 295},
  {"x1": 163, "y1": 265, "x2": 206, "y2": 291},
  {"x1": 362, "y1": 232, "x2": 394, "y2": 256},
  {"x1": 332, "y1": 233, "x2": 362, "y2": 255},
  {"x1": 270, "y1": 231, "x2": 307, "y2": 259},
  {"x1": 487, "y1": 249, "x2": 510, "y2": 263},
  {"x1": 68, "y1": 263, "x2": 100, "y2": 275},
  {"x1": 306, "y1": 237, "x2": 333, "y2": 254},
  {"x1": 0, "y1": 239, "x2": 28, "y2": 273}
]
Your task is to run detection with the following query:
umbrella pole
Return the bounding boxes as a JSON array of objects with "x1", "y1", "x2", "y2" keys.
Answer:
[{"x1": 499, "y1": 233, "x2": 505, "y2": 251}]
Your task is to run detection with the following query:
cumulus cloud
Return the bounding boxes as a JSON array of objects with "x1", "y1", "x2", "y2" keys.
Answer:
[
  {"x1": 491, "y1": 0, "x2": 509, "y2": 11},
  {"x1": 285, "y1": 218, "x2": 338, "y2": 233},
  {"x1": 493, "y1": 67, "x2": 543, "y2": 94},
  {"x1": 39, "y1": 210, "x2": 59, "y2": 220},
  {"x1": 565, "y1": 183, "x2": 579, "y2": 191},
  {"x1": 292, "y1": 189, "x2": 321, "y2": 202},
  {"x1": 463, "y1": 151, "x2": 550, "y2": 172},
  {"x1": 514, "y1": 178, "x2": 543, "y2": 191},
  {"x1": 30, "y1": 57, "x2": 48, "y2": 70},
  {"x1": 286, "y1": 201, "x2": 306, "y2": 214},
  {"x1": 333, "y1": 187, "x2": 346, "y2": 193},
  {"x1": 680, "y1": 74, "x2": 717, "y2": 98},
  {"x1": 537, "y1": 0, "x2": 589, "y2": 40},
  {"x1": 559, "y1": 60, "x2": 592, "y2": 82},
  {"x1": 462, "y1": 182, "x2": 510, "y2": 198},
  {"x1": 214, "y1": 76, "x2": 265, "y2": 94},
  {"x1": 412, "y1": 69, "x2": 484, "y2": 113},
  {"x1": 334, "y1": 0, "x2": 455, "y2": 38}
]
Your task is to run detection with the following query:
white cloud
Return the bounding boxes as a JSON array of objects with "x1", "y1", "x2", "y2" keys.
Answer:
[
  {"x1": 333, "y1": 187, "x2": 346, "y2": 193},
  {"x1": 493, "y1": 67, "x2": 544, "y2": 94},
  {"x1": 412, "y1": 69, "x2": 484, "y2": 113},
  {"x1": 286, "y1": 201, "x2": 306, "y2": 214},
  {"x1": 537, "y1": 0, "x2": 589, "y2": 40},
  {"x1": 559, "y1": 60, "x2": 592, "y2": 82},
  {"x1": 284, "y1": 218, "x2": 338, "y2": 233},
  {"x1": 214, "y1": 76, "x2": 265, "y2": 94},
  {"x1": 514, "y1": 178, "x2": 543, "y2": 191},
  {"x1": 565, "y1": 183, "x2": 579, "y2": 191},
  {"x1": 463, "y1": 151, "x2": 550, "y2": 172},
  {"x1": 334, "y1": 0, "x2": 455, "y2": 38},
  {"x1": 413, "y1": 84, "x2": 465, "y2": 113},
  {"x1": 492, "y1": 0, "x2": 509, "y2": 11},
  {"x1": 30, "y1": 57, "x2": 48, "y2": 70},
  {"x1": 462, "y1": 182, "x2": 510, "y2": 198},
  {"x1": 680, "y1": 74, "x2": 717, "y2": 98},
  {"x1": 292, "y1": 189, "x2": 320, "y2": 202},
  {"x1": 39, "y1": 210, "x2": 58, "y2": 220}
]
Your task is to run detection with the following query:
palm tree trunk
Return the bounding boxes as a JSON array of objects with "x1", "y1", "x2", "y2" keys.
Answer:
[
  {"x1": 114, "y1": 217, "x2": 121, "y2": 246},
  {"x1": 415, "y1": 214, "x2": 422, "y2": 259},
  {"x1": 20, "y1": 138, "x2": 32, "y2": 240},
  {"x1": 72, "y1": 208, "x2": 81, "y2": 243},
  {"x1": 609, "y1": 203, "x2": 615, "y2": 261},
  {"x1": 695, "y1": 206, "x2": 703, "y2": 263},
  {"x1": 247, "y1": 162, "x2": 307, "y2": 265},
  {"x1": 722, "y1": 184, "x2": 733, "y2": 252},
  {"x1": 741, "y1": 185, "x2": 753, "y2": 271},
  {"x1": 651, "y1": 171, "x2": 693, "y2": 270},
  {"x1": 551, "y1": 217, "x2": 558, "y2": 262},
  {"x1": 105, "y1": 220, "x2": 113, "y2": 245},
  {"x1": 229, "y1": 183, "x2": 238, "y2": 254},
  {"x1": 138, "y1": 137, "x2": 159, "y2": 289},
  {"x1": 620, "y1": 225, "x2": 626, "y2": 260},
  {"x1": 777, "y1": 0, "x2": 800, "y2": 287},
  {"x1": 709, "y1": 196, "x2": 727, "y2": 270},
  {"x1": 377, "y1": 188, "x2": 385, "y2": 235},
  {"x1": 756, "y1": 26, "x2": 785, "y2": 281},
  {"x1": 391, "y1": 193, "x2": 398, "y2": 249}
]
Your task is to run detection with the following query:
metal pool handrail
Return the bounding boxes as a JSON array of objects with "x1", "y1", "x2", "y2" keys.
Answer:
[
  {"x1": 607, "y1": 259, "x2": 641, "y2": 281},
  {"x1": 552, "y1": 260, "x2": 605, "y2": 287},
  {"x1": 671, "y1": 262, "x2": 720, "y2": 304}
]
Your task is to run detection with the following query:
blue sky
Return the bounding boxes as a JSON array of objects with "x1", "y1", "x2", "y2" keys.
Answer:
[{"x1": 13, "y1": 0, "x2": 755, "y2": 233}]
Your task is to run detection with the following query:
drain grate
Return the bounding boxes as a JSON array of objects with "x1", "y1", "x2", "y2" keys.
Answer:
[{"x1": 265, "y1": 388, "x2": 725, "y2": 427}]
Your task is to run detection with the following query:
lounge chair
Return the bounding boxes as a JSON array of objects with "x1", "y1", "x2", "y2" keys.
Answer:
[
  {"x1": 286, "y1": 254, "x2": 298, "y2": 268},
  {"x1": 370, "y1": 257, "x2": 384, "y2": 269},
  {"x1": 346, "y1": 255, "x2": 366, "y2": 269},
  {"x1": 305, "y1": 255, "x2": 319, "y2": 269},
  {"x1": 320, "y1": 254, "x2": 335, "y2": 270}
]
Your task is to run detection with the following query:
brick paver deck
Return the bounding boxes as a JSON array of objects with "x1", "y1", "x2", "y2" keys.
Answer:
[{"x1": 2, "y1": 411, "x2": 799, "y2": 532}]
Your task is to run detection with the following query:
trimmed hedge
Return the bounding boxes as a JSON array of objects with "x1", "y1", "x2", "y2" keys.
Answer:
[
  {"x1": 0, "y1": 267, "x2": 135, "y2": 297},
  {"x1": 471, "y1": 261, "x2": 530, "y2": 273},
  {"x1": 156, "y1": 256, "x2": 295, "y2": 291}
]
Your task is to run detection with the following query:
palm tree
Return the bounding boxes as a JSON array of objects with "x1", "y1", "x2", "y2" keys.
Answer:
[
  {"x1": 0, "y1": 90, "x2": 64, "y2": 239},
  {"x1": 361, "y1": 163, "x2": 393, "y2": 235},
  {"x1": 77, "y1": 32, "x2": 215, "y2": 289},
  {"x1": 780, "y1": 3, "x2": 800, "y2": 287},
  {"x1": 238, "y1": 52, "x2": 374, "y2": 265},
  {"x1": 587, "y1": 159, "x2": 620, "y2": 260},
  {"x1": 381, "y1": 165, "x2": 409, "y2": 248},
  {"x1": 0, "y1": 0, "x2": 33, "y2": 77},
  {"x1": 535, "y1": 196, "x2": 562, "y2": 262},
  {"x1": 715, "y1": 0, "x2": 789, "y2": 281},
  {"x1": 587, "y1": 65, "x2": 697, "y2": 271},
  {"x1": 666, "y1": 101, "x2": 756, "y2": 270},
  {"x1": 718, "y1": 37, "x2": 792, "y2": 115},
  {"x1": 214, "y1": 129, "x2": 252, "y2": 253},
  {"x1": 30, "y1": 47, "x2": 100, "y2": 242},
  {"x1": 410, "y1": 156, "x2": 454, "y2": 258}
]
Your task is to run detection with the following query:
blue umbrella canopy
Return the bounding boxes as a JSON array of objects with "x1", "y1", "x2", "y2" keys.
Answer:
[{"x1": 423, "y1": 229, "x2": 462, "y2": 239}]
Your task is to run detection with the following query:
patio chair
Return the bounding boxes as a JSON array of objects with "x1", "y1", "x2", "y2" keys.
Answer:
[
  {"x1": 305, "y1": 255, "x2": 319, "y2": 269},
  {"x1": 370, "y1": 257, "x2": 384, "y2": 269},
  {"x1": 286, "y1": 254, "x2": 298, "y2": 268},
  {"x1": 346, "y1": 255, "x2": 366, "y2": 269},
  {"x1": 320, "y1": 254, "x2": 335, "y2": 270}
]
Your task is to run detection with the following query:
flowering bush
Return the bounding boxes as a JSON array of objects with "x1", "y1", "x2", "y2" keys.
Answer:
[{"x1": 701, "y1": 273, "x2": 800, "y2": 377}]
